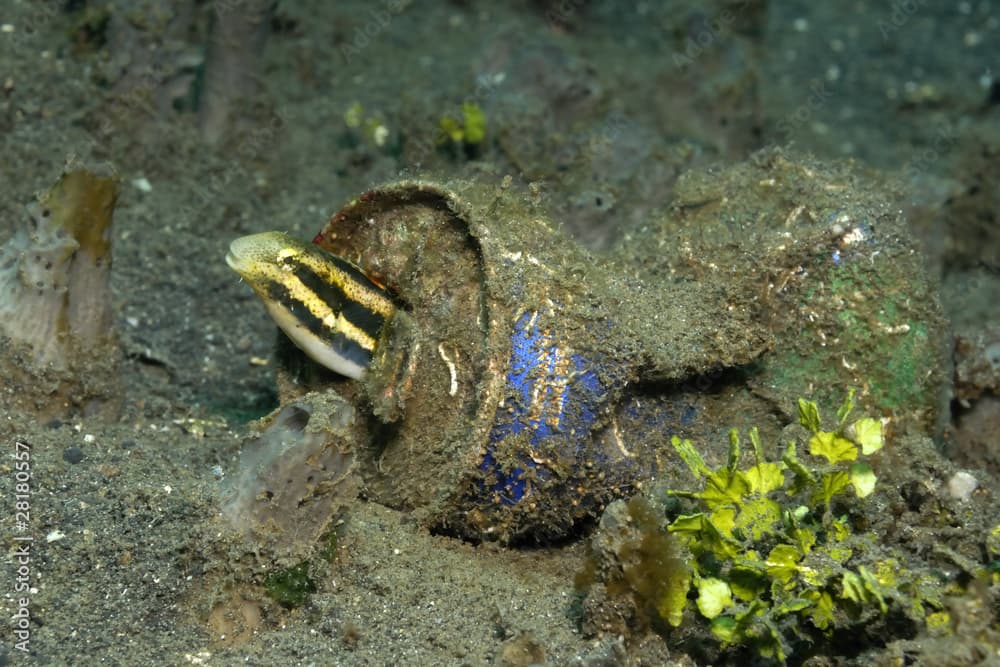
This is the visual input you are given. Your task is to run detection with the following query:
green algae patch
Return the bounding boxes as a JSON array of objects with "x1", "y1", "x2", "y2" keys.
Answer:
[
  {"x1": 578, "y1": 394, "x2": 952, "y2": 665},
  {"x1": 819, "y1": 261, "x2": 937, "y2": 412},
  {"x1": 264, "y1": 561, "x2": 317, "y2": 609}
]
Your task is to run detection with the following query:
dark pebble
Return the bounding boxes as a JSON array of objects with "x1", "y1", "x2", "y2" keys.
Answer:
[
  {"x1": 63, "y1": 446, "x2": 84, "y2": 464},
  {"x1": 46, "y1": 419, "x2": 63, "y2": 429},
  {"x1": 120, "y1": 439, "x2": 136, "y2": 449}
]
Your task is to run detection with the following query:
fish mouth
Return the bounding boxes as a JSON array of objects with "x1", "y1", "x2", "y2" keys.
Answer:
[
  {"x1": 225, "y1": 238, "x2": 254, "y2": 275},
  {"x1": 224, "y1": 249, "x2": 245, "y2": 276},
  {"x1": 226, "y1": 232, "x2": 291, "y2": 276}
]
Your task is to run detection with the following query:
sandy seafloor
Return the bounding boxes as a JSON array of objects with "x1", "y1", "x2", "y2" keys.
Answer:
[{"x1": 1, "y1": 1, "x2": 999, "y2": 665}]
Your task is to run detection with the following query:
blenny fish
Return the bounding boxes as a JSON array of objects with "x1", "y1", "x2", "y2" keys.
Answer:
[{"x1": 225, "y1": 231, "x2": 395, "y2": 379}]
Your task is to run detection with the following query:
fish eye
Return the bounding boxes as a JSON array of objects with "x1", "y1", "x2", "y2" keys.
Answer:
[{"x1": 277, "y1": 248, "x2": 298, "y2": 266}]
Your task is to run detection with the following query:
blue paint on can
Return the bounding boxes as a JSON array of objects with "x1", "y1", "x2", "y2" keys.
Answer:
[
  {"x1": 480, "y1": 311, "x2": 607, "y2": 505},
  {"x1": 475, "y1": 310, "x2": 706, "y2": 514}
]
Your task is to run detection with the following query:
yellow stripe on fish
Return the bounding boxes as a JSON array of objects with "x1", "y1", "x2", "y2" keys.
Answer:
[{"x1": 225, "y1": 231, "x2": 395, "y2": 379}]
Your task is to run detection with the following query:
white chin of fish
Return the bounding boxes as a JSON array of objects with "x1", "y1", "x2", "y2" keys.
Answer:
[{"x1": 225, "y1": 240, "x2": 254, "y2": 276}]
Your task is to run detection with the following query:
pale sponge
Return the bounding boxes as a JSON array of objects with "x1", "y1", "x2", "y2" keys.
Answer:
[
  {"x1": 0, "y1": 164, "x2": 122, "y2": 417},
  {"x1": 221, "y1": 390, "x2": 361, "y2": 566}
]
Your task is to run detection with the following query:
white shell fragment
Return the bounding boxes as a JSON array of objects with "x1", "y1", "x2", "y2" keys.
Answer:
[
  {"x1": 131, "y1": 177, "x2": 153, "y2": 193},
  {"x1": 946, "y1": 471, "x2": 978, "y2": 502}
]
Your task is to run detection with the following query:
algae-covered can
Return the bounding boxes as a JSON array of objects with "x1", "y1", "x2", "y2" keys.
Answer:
[{"x1": 269, "y1": 179, "x2": 763, "y2": 541}]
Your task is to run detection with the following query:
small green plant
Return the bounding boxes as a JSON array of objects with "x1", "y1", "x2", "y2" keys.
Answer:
[
  {"x1": 663, "y1": 391, "x2": 944, "y2": 663},
  {"x1": 438, "y1": 102, "x2": 487, "y2": 151},
  {"x1": 344, "y1": 101, "x2": 391, "y2": 148}
]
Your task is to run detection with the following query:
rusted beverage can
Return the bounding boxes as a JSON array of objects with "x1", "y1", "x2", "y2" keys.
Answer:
[{"x1": 281, "y1": 179, "x2": 756, "y2": 541}]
